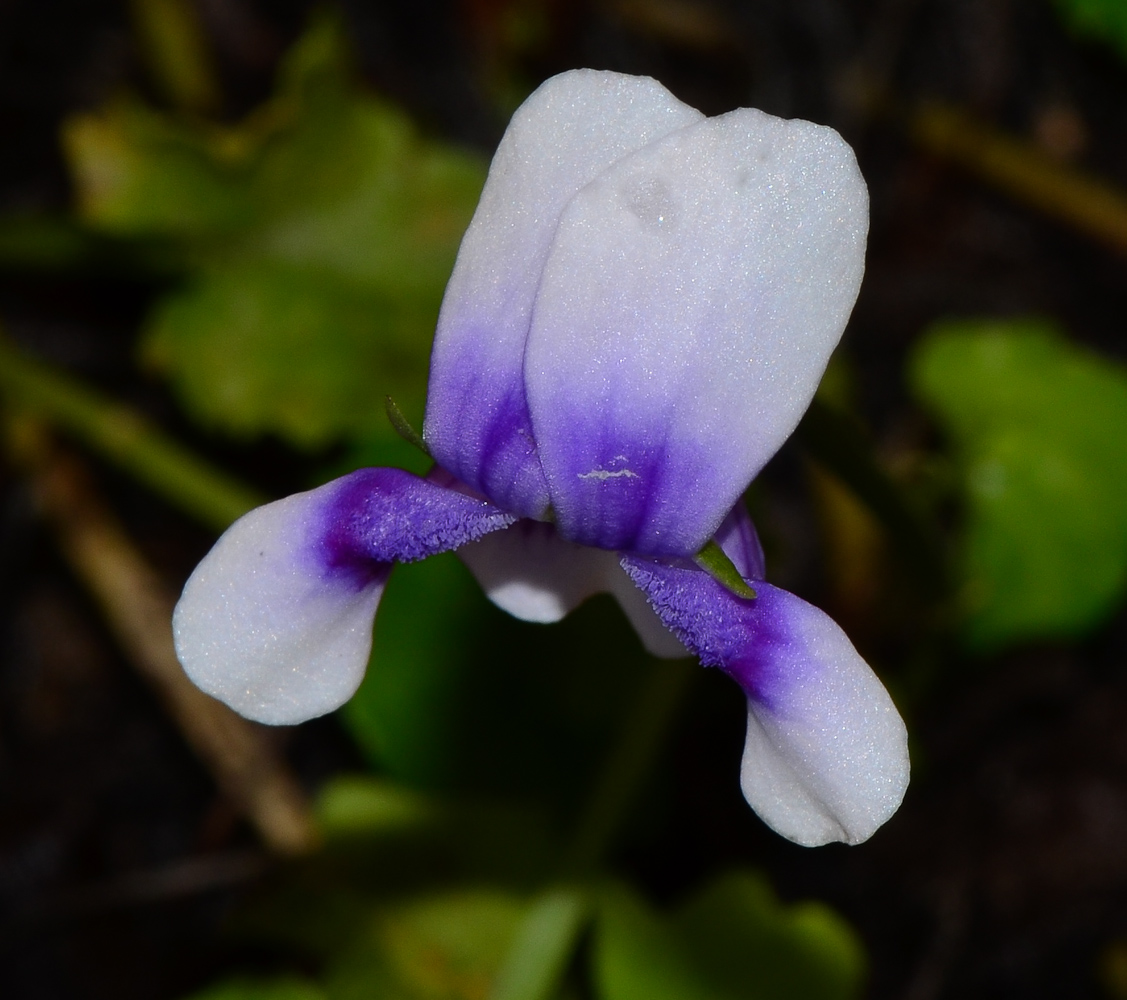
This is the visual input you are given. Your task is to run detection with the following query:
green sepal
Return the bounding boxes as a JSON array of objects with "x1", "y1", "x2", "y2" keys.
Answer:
[
  {"x1": 384, "y1": 395, "x2": 429, "y2": 456},
  {"x1": 693, "y1": 540, "x2": 757, "y2": 600}
]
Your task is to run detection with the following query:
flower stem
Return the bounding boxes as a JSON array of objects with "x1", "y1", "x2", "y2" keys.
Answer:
[
  {"x1": 562, "y1": 655, "x2": 695, "y2": 876},
  {"x1": 0, "y1": 333, "x2": 264, "y2": 531}
]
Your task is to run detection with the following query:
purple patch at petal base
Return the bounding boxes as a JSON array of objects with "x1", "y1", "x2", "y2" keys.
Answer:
[
  {"x1": 619, "y1": 555, "x2": 802, "y2": 712},
  {"x1": 316, "y1": 467, "x2": 516, "y2": 589},
  {"x1": 424, "y1": 339, "x2": 551, "y2": 520}
]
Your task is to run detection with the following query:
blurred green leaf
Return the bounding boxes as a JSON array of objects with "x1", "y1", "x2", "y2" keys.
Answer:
[
  {"x1": 911, "y1": 319, "x2": 1127, "y2": 649},
  {"x1": 1052, "y1": 0, "x2": 1127, "y2": 62},
  {"x1": 183, "y1": 977, "x2": 327, "y2": 1000},
  {"x1": 489, "y1": 886, "x2": 591, "y2": 1000},
  {"x1": 595, "y1": 874, "x2": 864, "y2": 1000},
  {"x1": 140, "y1": 262, "x2": 431, "y2": 447},
  {"x1": 342, "y1": 553, "x2": 485, "y2": 786},
  {"x1": 63, "y1": 97, "x2": 254, "y2": 239},
  {"x1": 328, "y1": 889, "x2": 527, "y2": 1000},
  {"x1": 62, "y1": 11, "x2": 485, "y2": 449},
  {"x1": 595, "y1": 885, "x2": 713, "y2": 1000},
  {"x1": 315, "y1": 775, "x2": 441, "y2": 838},
  {"x1": 674, "y1": 871, "x2": 865, "y2": 1000}
]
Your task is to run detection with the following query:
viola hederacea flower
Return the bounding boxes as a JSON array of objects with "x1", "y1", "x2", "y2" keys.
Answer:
[{"x1": 173, "y1": 69, "x2": 909, "y2": 847}]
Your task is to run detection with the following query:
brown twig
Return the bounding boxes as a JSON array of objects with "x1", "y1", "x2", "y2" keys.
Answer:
[
  {"x1": 6, "y1": 416, "x2": 318, "y2": 856},
  {"x1": 910, "y1": 103, "x2": 1127, "y2": 255}
]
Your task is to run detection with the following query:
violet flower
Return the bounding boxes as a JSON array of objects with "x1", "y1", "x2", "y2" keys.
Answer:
[{"x1": 173, "y1": 70, "x2": 909, "y2": 847}]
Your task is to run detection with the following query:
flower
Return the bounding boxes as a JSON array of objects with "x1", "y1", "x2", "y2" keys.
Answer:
[{"x1": 172, "y1": 69, "x2": 909, "y2": 847}]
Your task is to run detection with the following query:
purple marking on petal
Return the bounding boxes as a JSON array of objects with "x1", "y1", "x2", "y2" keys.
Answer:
[
  {"x1": 620, "y1": 554, "x2": 909, "y2": 846},
  {"x1": 714, "y1": 502, "x2": 766, "y2": 581},
  {"x1": 317, "y1": 467, "x2": 517, "y2": 587},
  {"x1": 618, "y1": 555, "x2": 793, "y2": 709},
  {"x1": 424, "y1": 70, "x2": 703, "y2": 520},
  {"x1": 525, "y1": 108, "x2": 868, "y2": 557},
  {"x1": 425, "y1": 339, "x2": 550, "y2": 518}
]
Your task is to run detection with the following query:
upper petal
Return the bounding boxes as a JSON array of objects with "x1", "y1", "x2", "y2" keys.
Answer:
[
  {"x1": 526, "y1": 109, "x2": 868, "y2": 555},
  {"x1": 424, "y1": 69, "x2": 702, "y2": 517},
  {"x1": 620, "y1": 556, "x2": 908, "y2": 846},
  {"x1": 173, "y1": 469, "x2": 514, "y2": 725}
]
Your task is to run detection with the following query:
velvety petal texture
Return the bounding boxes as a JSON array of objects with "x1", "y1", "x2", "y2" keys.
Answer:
[
  {"x1": 620, "y1": 557, "x2": 908, "y2": 845},
  {"x1": 425, "y1": 70, "x2": 702, "y2": 517},
  {"x1": 174, "y1": 469, "x2": 514, "y2": 725},
  {"x1": 527, "y1": 109, "x2": 868, "y2": 554}
]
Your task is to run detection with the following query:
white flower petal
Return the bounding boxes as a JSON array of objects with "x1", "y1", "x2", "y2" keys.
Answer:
[
  {"x1": 457, "y1": 520, "x2": 686, "y2": 657},
  {"x1": 173, "y1": 489, "x2": 386, "y2": 726},
  {"x1": 526, "y1": 106, "x2": 869, "y2": 555}
]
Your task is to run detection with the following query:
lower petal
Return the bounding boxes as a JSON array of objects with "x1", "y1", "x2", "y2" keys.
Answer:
[
  {"x1": 457, "y1": 519, "x2": 687, "y2": 658},
  {"x1": 173, "y1": 468, "x2": 515, "y2": 725},
  {"x1": 619, "y1": 556, "x2": 908, "y2": 846}
]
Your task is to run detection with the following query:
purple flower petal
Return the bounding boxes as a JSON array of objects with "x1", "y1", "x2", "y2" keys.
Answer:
[
  {"x1": 526, "y1": 109, "x2": 868, "y2": 555},
  {"x1": 458, "y1": 519, "x2": 686, "y2": 657},
  {"x1": 620, "y1": 556, "x2": 908, "y2": 845},
  {"x1": 714, "y1": 501, "x2": 766, "y2": 581},
  {"x1": 424, "y1": 70, "x2": 702, "y2": 517},
  {"x1": 173, "y1": 469, "x2": 515, "y2": 725}
]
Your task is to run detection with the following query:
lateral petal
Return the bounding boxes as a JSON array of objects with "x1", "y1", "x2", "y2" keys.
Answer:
[
  {"x1": 527, "y1": 109, "x2": 868, "y2": 555},
  {"x1": 424, "y1": 69, "x2": 702, "y2": 517},
  {"x1": 620, "y1": 556, "x2": 908, "y2": 846},
  {"x1": 173, "y1": 469, "x2": 514, "y2": 725}
]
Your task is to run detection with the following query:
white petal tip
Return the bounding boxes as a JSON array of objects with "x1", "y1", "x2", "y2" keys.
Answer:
[
  {"x1": 737, "y1": 596, "x2": 910, "y2": 847},
  {"x1": 173, "y1": 490, "x2": 386, "y2": 726}
]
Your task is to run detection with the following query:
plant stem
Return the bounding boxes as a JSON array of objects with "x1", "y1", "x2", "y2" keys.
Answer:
[
  {"x1": 0, "y1": 334, "x2": 264, "y2": 531},
  {"x1": 488, "y1": 887, "x2": 590, "y2": 1000},
  {"x1": 911, "y1": 102, "x2": 1127, "y2": 254},
  {"x1": 7, "y1": 417, "x2": 316, "y2": 854},
  {"x1": 562, "y1": 655, "x2": 695, "y2": 876}
]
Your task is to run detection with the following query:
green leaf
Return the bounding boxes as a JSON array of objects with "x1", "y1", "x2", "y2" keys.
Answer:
[
  {"x1": 140, "y1": 262, "x2": 433, "y2": 447},
  {"x1": 911, "y1": 319, "x2": 1127, "y2": 649},
  {"x1": 675, "y1": 871, "x2": 865, "y2": 1000},
  {"x1": 63, "y1": 11, "x2": 485, "y2": 449},
  {"x1": 595, "y1": 885, "x2": 716, "y2": 1000},
  {"x1": 315, "y1": 775, "x2": 441, "y2": 839},
  {"x1": 182, "y1": 977, "x2": 327, "y2": 1000},
  {"x1": 341, "y1": 553, "x2": 485, "y2": 786},
  {"x1": 594, "y1": 875, "x2": 865, "y2": 1000},
  {"x1": 62, "y1": 97, "x2": 255, "y2": 239},
  {"x1": 489, "y1": 887, "x2": 591, "y2": 1000},
  {"x1": 328, "y1": 889, "x2": 528, "y2": 1000},
  {"x1": 1052, "y1": 0, "x2": 1127, "y2": 62}
]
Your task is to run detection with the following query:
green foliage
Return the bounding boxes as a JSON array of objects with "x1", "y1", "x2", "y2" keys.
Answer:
[
  {"x1": 341, "y1": 554, "x2": 486, "y2": 787},
  {"x1": 221, "y1": 817, "x2": 866, "y2": 1000},
  {"x1": 340, "y1": 551, "x2": 674, "y2": 807},
  {"x1": 1052, "y1": 0, "x2": 1127, "y2": 62},
  {"x1": 62, "y1": 12, "x2": 485, "y2": 448},
  {"x1": 911, "y1": 319, "x2": 1127, "y2": 649},
  {"x1": 315, "y1": 775, "x2": 440, "y2": 838},
  {"x1": 326, "y1": 889, "x2": 528, "y2": 1000},
  {"x1": 594, "y1": 874, "x2": 865, "y2": 1000},
  {"x1": 490, "y1": 887, "x2": 590, "y2": 1000},
  {"x1": 183, "y1": 977, "x2": 327, "y2": 1000}
]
